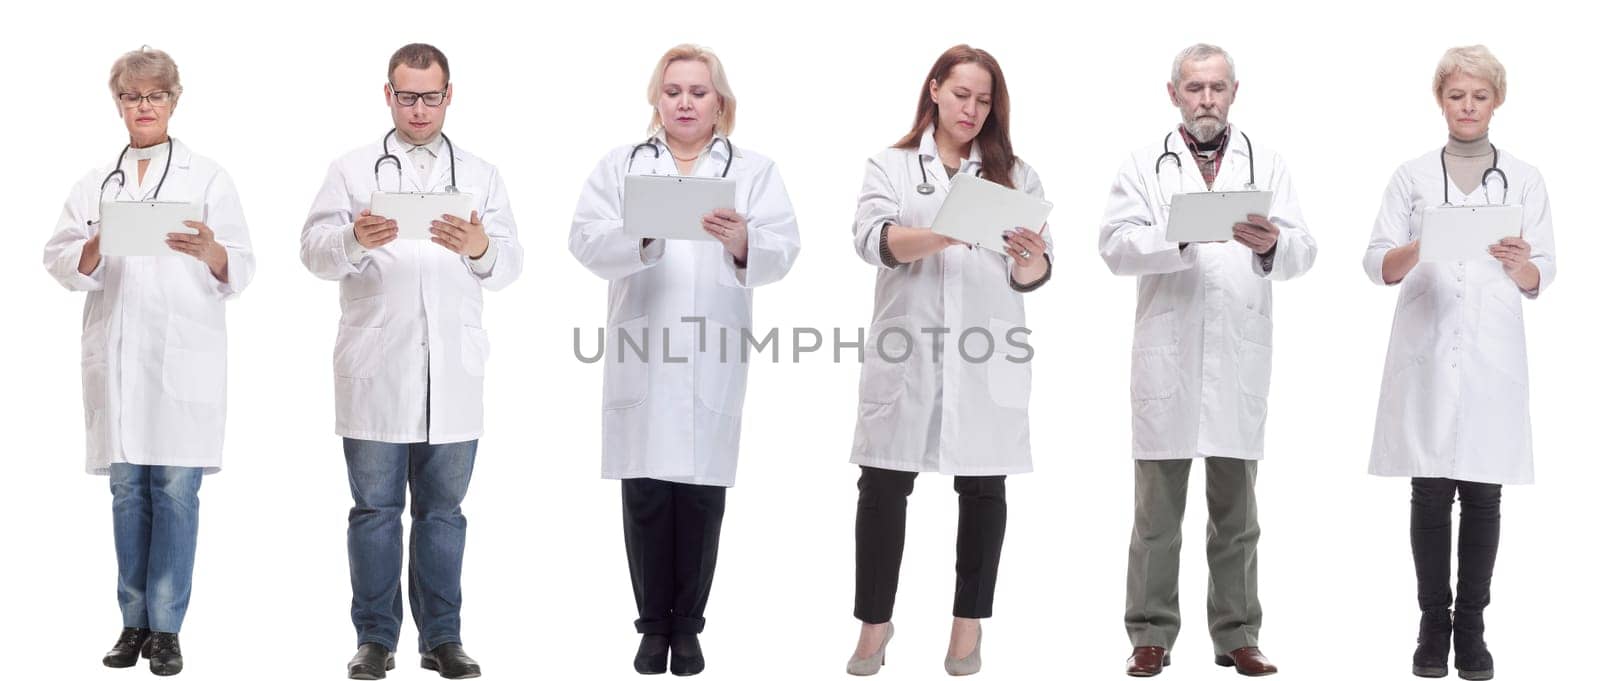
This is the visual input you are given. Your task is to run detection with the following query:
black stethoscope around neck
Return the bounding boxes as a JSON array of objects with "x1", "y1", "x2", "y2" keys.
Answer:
[
  {"x1": 1155, "y1": 129, "x2": 1256, "y2": 191},
  {"x1": 628, "y1": 136, "x2": 734, "y2": 177},
  {"x1": 100, "y1": 137, "x2": 174, "y2": 200},
  {"x1": 915, "y1": 155, "x2": 983, "y2": 194},
  {"x1": 1440, "y1": 145, "x2": 1509, "y2": 205},
  {"x1": 374, "y1": 128, "x2": 458, "y2": 192}
]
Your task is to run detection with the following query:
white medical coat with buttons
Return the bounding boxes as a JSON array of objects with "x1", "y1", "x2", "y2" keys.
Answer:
[
  {"x1": 301, "y1": 136, "x2": 523, "y2": 444},
  {"x1": 43, "y1": 140, "x2": 256, "y2": 474},
  {"x1": 849, "y1": 129, "x2": 1053, "y2": 476},
  {"x1": 570, "y1": 136, "x2": 800, "y2": 487},
  {"x1": 1099, "y1": 126, "x2": 1316, "y2": 461},
  {"x1": 1364, "y1": 148, "x2": 1554, "y2": 485}
]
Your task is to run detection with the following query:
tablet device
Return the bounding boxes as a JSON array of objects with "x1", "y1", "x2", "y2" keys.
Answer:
[
  {"x1": 1419, "y1": 204, "x2": 1522, "y2": 263},
  {"x1": 98, "y1": 201, "x2": 201, "y2": 257},
  {"x1": 930, "y1": 173, "x2": 1053, "y2": 255},
  {"x1": 370, "y1": 191, "x2": 475, "y2": 240},
  {"x1": 623, "y1": 175, "x2": 736, "y2": 241},
  {"x1": 1165, "y1": 190, "x2": 1273, "y2": 243}
]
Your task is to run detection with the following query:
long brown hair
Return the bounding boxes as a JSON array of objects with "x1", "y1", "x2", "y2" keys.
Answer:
[{"x1": 894, "y1": 45, "x2": 1018, "y2": 189}]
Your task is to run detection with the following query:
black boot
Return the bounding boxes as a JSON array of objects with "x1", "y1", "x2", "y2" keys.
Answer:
[
  {"x1": 668, "y1": 632, "x2": 704, "y2": 676},
  {"x1": 147, "y1": 632, "x2": 183, "y2": 676},
  {"x1": 102, "y1": 627, "x2": 152, "y2": 668},
  {"x1": 634, "y1": 634, "x2": 669, "y2": 674},
  {"x1": 420, "y1": 643, "x2": 481, "y2": 679},
  {"x1": 1412, "y1": 609, "x2": 1451, "y2": 677},
  {"x1": 1453, "y1": 610, "x2": 1493, "y2": 680}
]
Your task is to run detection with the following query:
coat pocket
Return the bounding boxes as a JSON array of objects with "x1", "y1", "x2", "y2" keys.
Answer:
[
  {"x1": 1238, "y1": 309, "x2": 1273, "y2": 400},
  {"x1": 604, "y1": 315, "x2": 650, "y2": 410},
  {"x1": 1131, "y1": 311, "x2": 1178, "y2": 401},
  {"x1": 162, "y1": 315, "x2": 227, "y2": 404},
  {"x1": 333, "y1": 326, "x2": 384, "y2": 379},
  {"x1": 695, "y1": 318, "x2": 748, "y2": 417},
  {"x1": 460, "y1": 326, "x2": 490, "y2": 377},
  {"x1": 986, "y1": 318, "x2": 1032, "y2": 411},
  {"x1": 859, "y1": 316, "x2": 911, "y2": 405}
]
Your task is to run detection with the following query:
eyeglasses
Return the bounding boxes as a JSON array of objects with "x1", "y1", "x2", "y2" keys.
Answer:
[
  {"x1": 389, "y1": 84, "x2": 449, "y2": 107},
  {"x1": 117, "y1": 91, "x2": 174, "y2": 108}
]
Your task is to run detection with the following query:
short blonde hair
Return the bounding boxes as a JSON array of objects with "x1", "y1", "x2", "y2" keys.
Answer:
[
  {"x1": 109, "y1": 46, "x2": 182, "y2": 100},
  {"x1": 1434, "y1": 45, "x2": 1506, "y2": 104},
  {"x1": 646, "y1": 44, "x2": 737, "y2": 136}
]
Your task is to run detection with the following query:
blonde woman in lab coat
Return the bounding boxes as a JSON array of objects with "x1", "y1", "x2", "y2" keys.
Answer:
[
  {"x1": 42, "y1": 46, "x2": 255, "y2": 677},
  {"x1": 1363, "y1": 45, "x2": 1554, "y2": 681},
  {"x1": 844, "y1": 45, "x2": 1052, "y2": 677},
  {"x1": 569, "y1": 43, "x2": 800, "y2": 677}
]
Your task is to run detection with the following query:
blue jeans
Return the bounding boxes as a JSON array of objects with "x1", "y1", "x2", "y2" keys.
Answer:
[
  {"x1": 344, "y1": 438, "x2": 477, "y2": 652},
  {"x1": 109, "y1": 464, "x2": 203, "y2": 634}
]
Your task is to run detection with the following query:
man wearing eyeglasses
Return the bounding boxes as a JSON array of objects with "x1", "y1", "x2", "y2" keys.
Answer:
[{"x1": 300, "y1": 42, "x2": 523, "y2": 681}]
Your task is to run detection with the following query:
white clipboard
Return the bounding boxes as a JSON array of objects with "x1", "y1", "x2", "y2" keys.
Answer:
[
  {"x1": 1165, "y1": 190, "x2": 1273, "y2": 243},
  {"x1": 370, "y1": 191, "x2": 475, "y2": 240},
  {"x1": 98, "y1": 201, "x2": 201, "y2": 257},
  {"x1": 623, "y1": 174, "x2": 736, "y2": 241},
  {"x1": 1419, "y1": 204, "x2": 1522, "y2": 263},
  {"x1": 930, "y1": 173, "x2": 1053, "y2": 254}
]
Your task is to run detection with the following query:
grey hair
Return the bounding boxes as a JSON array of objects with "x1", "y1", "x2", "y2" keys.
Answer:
[
  {"x1": 109, "y1": 45, "x2": 182, "y2": 98},
  {"x1": 1170, "y1": 43, "x2": 1235, "y2": 85}
]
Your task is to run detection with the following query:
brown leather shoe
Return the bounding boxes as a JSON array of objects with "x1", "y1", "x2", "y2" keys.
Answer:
[
  {"x1": 1125, "y1": 646, "x2": 1171, "y2": 677},
  {"x1": 1215, "y1": 647, "x2": 1278, "y2": 676}
]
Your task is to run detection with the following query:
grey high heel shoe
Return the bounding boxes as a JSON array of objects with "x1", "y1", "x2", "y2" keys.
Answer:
[
  {"x1": 846, "y1": 622, "x2": 894, "y2": 676},
  {"x1": 944, "y1": 622, "x2": 982, "y2": 676}
]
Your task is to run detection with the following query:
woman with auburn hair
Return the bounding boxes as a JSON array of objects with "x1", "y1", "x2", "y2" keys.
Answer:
[
  {"x1": 845, "y1": 45, "x2": 1051, "y2": 677},
  {"x1": 1363, "y1": 45, "x2": 1554, "y2": 681},
  {"x1": 569, "y1": 43, "x2": 800, "y2": 677}
]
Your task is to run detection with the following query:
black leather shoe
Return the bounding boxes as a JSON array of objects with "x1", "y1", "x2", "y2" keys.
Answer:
[
  {"x1": 635, "y1": 634, "x2": 669, "y2": 674},
  {"x1": 1413, "y1": 609, "x2": 1452, "y2": 678},
  {"x1": 421, "y1": 643, "x2": 482, "y2": 679},
  {"x1": 669, "y1": 633, "x2": 705, "y2": 676},
  {"x1": 348, "y1": 643, "x2": 396, "y2": 680},
  {"x1": 147, "y1": 632, "x2": 183, "y2": 676},
  {"x1": 102, "y1": 627, "x2": 152, "y2": 668}
]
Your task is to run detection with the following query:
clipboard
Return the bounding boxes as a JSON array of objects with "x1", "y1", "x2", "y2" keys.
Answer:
[
  {"x1": 623, "y1": 174, "x2": 736, "y2": 241},
  {"x1": 930, "y1": 173, "x2": 1053, "y2": 254},
  {"x1": 1165, "y1": 190, "x2": 1273, "y2": 243},
  {"x1": 1419, "y1": 204, "x2": 1522, "y2": 263},
  {"x1": 370, "y1": 191, "x2": 475, "y2": 240},
  {"x1": 98, "y1": 201, "x2": 201, "y2": 257}
]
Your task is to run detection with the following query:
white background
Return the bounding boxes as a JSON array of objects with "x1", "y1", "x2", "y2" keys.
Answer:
[{"x1": 2, "y1": 1, "x2": 1594, "y2": 679}]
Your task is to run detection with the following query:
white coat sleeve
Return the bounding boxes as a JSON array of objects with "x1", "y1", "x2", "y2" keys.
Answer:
[
  {"x1": 1363, "y1": 168, "x2": 1413, "y2": 286},
  {"x1": 852, "y1": 154, "x2": 899, "y2": 269},
  {"x1": 300, "y1": 161, "x2": 365, "y2": 280},
  {"x1": 463, "y1": 167, "x2": 523, "y2": 291},
  {"x1": 1099, "y1": 155, "x2": 1198, "y2": 276},
  {"x1": 42, "y1": 177, "x2": 105, "y2": 291},
  {"x1": 569, "y1": 153, "x2": 664, "y2": 281},
  {"x1": 204, "y1": 169, "x2": 255, "y2": 299},
  {"x1": 718, "y1": 159, "x2": 800, "y2": 288},
  {"x1": 1253, "y1": 155, "x2": 1316, "y2": 281},
  {"x1": 1518, "y1": 168, "x2": 1556, "y2": 299},
  {"x1": 1009, "y1": 165, "x2": 1054, "y2": 291}
]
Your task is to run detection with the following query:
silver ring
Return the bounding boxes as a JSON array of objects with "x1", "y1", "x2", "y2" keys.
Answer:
[{"x1": 1020, "y1": 249, "x2": 1031, "y2": 259}]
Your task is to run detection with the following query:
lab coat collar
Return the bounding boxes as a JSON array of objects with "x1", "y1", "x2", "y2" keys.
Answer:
[
  {"x1": 917, "y1": 126, "x2": 983, "y2": 172},
  {"x1": 389, "y1": 129, "x2": 457, "y2": 192},
  {"x1": 646, "y1": 131, "x2": 738, "y2": 175}
]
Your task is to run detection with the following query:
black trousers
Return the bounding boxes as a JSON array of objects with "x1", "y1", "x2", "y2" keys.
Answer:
[
  {"x1": 854, "y1": 466, "x2": 1007, "y2": 624},
  {"x1": 1410, "y1": 477, "x2": 1501, "y2": 616},
  {"x1": 622, "y1": 478, "x2": 727, "y2": 635}
]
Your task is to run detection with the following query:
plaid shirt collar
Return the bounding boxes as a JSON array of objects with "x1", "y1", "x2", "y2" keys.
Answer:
[{"x1": 1177, "y1": 124, "x2": 1231, "y2": 188}]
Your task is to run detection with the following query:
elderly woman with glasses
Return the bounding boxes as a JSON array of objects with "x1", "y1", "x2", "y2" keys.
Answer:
[{"x1": 42, "y1": 46, "x2": 255, "y2": 677}]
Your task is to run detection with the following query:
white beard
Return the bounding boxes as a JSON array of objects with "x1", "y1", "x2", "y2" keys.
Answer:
[{"x1": 1183, "y1": 116, "x2": 1226, "y2": 143}]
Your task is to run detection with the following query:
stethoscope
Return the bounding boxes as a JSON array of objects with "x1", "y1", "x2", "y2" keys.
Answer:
[
  {"x1": 1440, "y1": 145, "x2": 1509, "y2": 206},
  {"x1": 915, "y1": 155, "x2": 983, "y2": 195},
  {"x1": 627, "y1": 136, "x2": 735, "y2": 177},
  {"x1": 99, "y1": 137, "x2": 175, "y2": 201},
  {"x1": 1154, "y1": 129, "x2": 1255, "y2": 203},
  {"x1": 374, "y1": 128, "x2": 458, "y2": 192}
]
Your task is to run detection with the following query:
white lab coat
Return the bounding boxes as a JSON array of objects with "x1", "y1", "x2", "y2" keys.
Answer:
[
  {"x1": 1364, "y1": 147, "x2": 1554, "y2": 485},
  {"x1": 301, "y1": 135, "x2": 523, "y2": 444},
  {"x1": 849, "y1": 129, "x2": 1052, "y2": 475},
  {"x1": 1099, "y1": 126, "x2": 1316, "y2": 461},
  {"x1": 570, "y1": 135, "x2": 801, "y2": 487},
  {"x1": 43, "y1": 140, "x2": 255, "y2": 474}
]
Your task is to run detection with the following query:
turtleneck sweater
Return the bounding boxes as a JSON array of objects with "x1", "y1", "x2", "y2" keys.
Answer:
[{"x1": 1444, "y1": 134, "x2": 1494, "y2": 198}]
